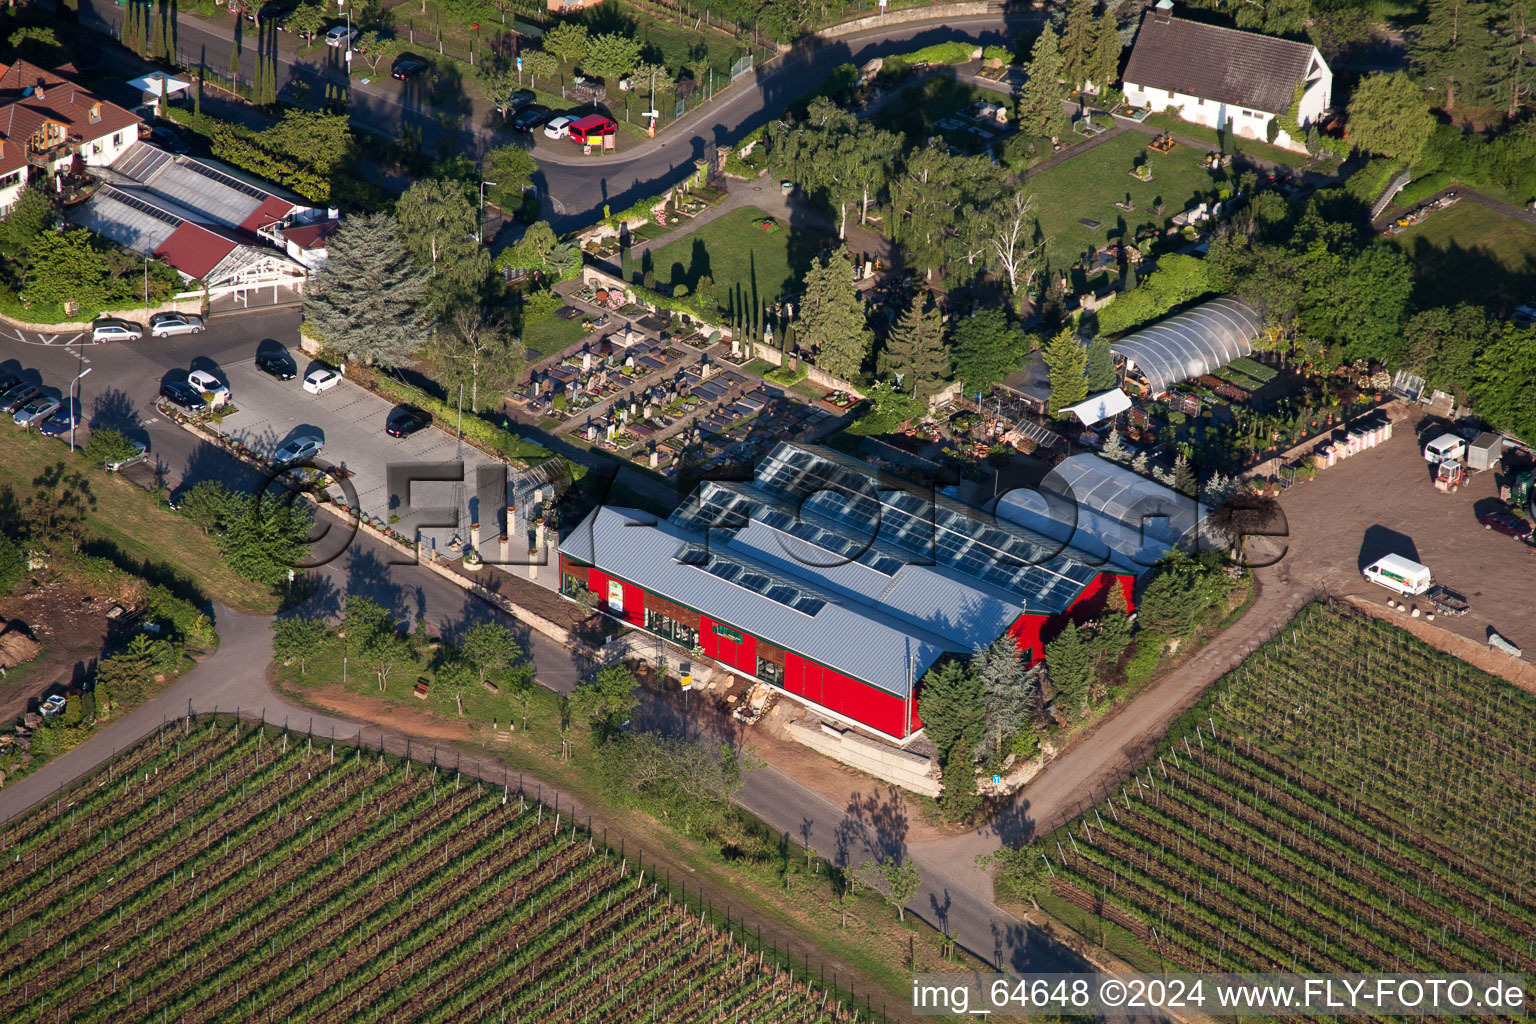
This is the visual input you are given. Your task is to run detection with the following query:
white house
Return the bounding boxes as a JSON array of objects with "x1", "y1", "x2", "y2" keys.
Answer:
[{"x1": 1121, "y1": 6, "x2": 1331, "y2": 153}]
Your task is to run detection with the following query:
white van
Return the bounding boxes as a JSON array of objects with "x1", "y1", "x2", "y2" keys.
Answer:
[
  {"x1": 1363, "y1": 554, "x2": 1432, "y2": 596},
  {"x1": 1423, "y1": 433, "x2": 1467, "y2": 463}
]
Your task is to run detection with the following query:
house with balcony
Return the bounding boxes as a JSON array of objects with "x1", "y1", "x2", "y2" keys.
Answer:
[{"x1": 0, "y1": 60, "x2": 141, "y2": 214}]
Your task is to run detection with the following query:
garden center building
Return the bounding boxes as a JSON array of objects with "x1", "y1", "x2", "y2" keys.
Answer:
[{"x1": 559, "y1": 443, "x2": 1181, "y2": 742}]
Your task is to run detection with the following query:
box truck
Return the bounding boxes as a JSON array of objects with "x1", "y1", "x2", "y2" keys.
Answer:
[{"x1": 1362, "y1": 554, "x2": 1432, "y2": 596}]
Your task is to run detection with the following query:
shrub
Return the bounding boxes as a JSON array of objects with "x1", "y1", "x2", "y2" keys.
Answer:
[
  {"x1": 0, "y1": 534, "x2": 25, "y2": 595},
  {"x1": 1344, "y1": 157, "x2": 1402, "y2": 206},
  {"x1": 1123, "y1": 634, "x2": 1165, "y2": 688}
]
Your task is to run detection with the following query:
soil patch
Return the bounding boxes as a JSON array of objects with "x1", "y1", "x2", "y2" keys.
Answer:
[
  {"x1": 0, "y1": 583, "x2": 116, "y2": 725},
  {"x1": 280, "y1": 680, "x2": 479, "y2": 743}
]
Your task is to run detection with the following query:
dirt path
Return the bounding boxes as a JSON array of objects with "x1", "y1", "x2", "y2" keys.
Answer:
[{"x1": 283, "y1": 681, "x2": 481, "y2": 743}]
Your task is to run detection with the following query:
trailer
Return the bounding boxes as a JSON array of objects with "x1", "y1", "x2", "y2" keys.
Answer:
[
  {"x1": 1467, "y1": 432, "x2": 1502, "y2": 472},
  {"x1": 1426, "y1": 585, "x2": 1468, "y2": 616}
]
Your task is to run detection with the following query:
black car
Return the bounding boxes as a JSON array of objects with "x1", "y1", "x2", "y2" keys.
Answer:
[
  {"x1": 249, "y1": 0, "x2": 294, "y2": 23},
  {"x1": 510, "y1": 104, "x2": 552, "y2": 131},
  {"x1": 0, "y1": 373, "x2": 21, "y2": 397},
  {"x1": 0, "y1": 382, "x2": 41, "y2": 414},
  {"x1": 149, "y1": 126, "x2": 188, "y2": 154},
  {"x1": 159, "y1": 379, "x2": 207, "y2": 414},
  {"x1": 509, "y1": 89, "x2": 536, "y2": 112},
  {"x1": 391, "y1": 56, "x2": 430, "y2": 81},
  {"x1": 386, "y1": 406, "x2": 431, "y2": 438},
  {"x1": 255, "y1": 352, "x2": 297, "y2": 380}
]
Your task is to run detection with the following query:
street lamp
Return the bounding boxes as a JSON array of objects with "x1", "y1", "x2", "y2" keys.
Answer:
[
  {"x1": 477, "y1": 180, "x2": 497, "y2": 244},
  {"x1": 338, "y1": 0, "x2": 351, "y2": 69},
  {"x1": 69, "y1": 366, "x2": 92, "y2": 453}
]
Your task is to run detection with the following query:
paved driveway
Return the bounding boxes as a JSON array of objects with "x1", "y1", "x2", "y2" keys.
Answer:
[{"x1": 209, "y1": 356, "x2": 522, "y2": 559}]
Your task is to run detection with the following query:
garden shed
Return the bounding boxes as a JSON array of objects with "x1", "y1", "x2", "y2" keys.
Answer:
[{"x1": 1111, "y1": 296, "x2": 1263, "y2": 395}]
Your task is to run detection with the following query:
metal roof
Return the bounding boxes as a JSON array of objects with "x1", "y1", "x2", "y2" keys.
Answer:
[
  {"x1": 561, "y1": 506, "x2": 950, "y2": 699},
  {"x1": 109, "y1": 142, "x2": 302, "y2": 231},
  {"x1": 996, "y1": 454, "x2": 1201, "y2": 573},
  {"x1": 73, "y1": 187, "x2": 180, "y2": 255},
  {"x1": 1110, "y1": 296, "x2": 1263, "y2": 393}
]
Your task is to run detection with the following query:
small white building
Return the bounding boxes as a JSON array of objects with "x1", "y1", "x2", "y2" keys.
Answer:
[{"x1": 1121, "y1": 6, "x2": 1331, "y2": 153}]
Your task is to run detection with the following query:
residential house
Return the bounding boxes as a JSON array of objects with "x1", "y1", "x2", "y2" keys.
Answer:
[
  {"x1": 1121, "y1": 5, "x2": 1331, "y2": 153},
  {"x1": 0, "y1": 60, "x2": 141, "y2": 214}
]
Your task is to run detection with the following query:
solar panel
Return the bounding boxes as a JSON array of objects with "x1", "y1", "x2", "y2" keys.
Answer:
[
  {"x1": 101, "y1": 186, "x2": 183, "y2": 228},
  {"x1": 675, "y1": 542, "x2": 828, "y2": 617},
  {"x1": 182, "y1": 159, "x2": 270, "y2": 201}
]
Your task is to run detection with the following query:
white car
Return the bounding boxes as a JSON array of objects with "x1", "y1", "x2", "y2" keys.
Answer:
[
  {"x1": 149, "y1": 312, "x2": 205, "y2": 338},
  {"x1": 273, "y1": 435, "x2": 324, "y2": 466},
  {"x1": 186, "y1": 370, "x2": 231, "y2": 405},
  {"x1": 325, "y1": 25, "x2": 358, "y2": 47},
  {"x1": 92, "y1": 318, "x2": 143, "y2": 342},
  {"x1": 302, "y1": 367, "x2": 342, "y2": 394},
  {"x1": 543, "y1": 115, "x2": 575, "y2": 140}
]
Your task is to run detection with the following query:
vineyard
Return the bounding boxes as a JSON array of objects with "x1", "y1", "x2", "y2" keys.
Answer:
[
  {"x1": 0, "y1": 718, "x2": 880, "y2": 1024},
  {"x1": 1012, "y1": 602, "x2": 1536, "y2": 981}
]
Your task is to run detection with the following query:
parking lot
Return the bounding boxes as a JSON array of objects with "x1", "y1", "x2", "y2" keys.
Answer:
[
  {"x1": 209, "y1": 355, "x2": 544, "y2": 566},
  {"x1": 1270, "y1": 404, "x2": 1536, "y2": 658}
]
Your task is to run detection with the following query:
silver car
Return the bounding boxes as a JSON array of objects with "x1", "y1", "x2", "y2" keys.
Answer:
[
  {"x1": 150, "y1": 312, "x2": 206, "y2": 338},
  {"x1": 91, "y1": 318, "x2": 144, "y2": 342},
  {"x1": 13, "y1": 395, "x2": 61, "y2": 427}
]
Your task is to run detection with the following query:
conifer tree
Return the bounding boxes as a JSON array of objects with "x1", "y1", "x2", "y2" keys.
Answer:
[
  {"x1": 799, "y1": 252, "x2": 872, "y2": 382},
  {"x1": 1086, "y1": 335, "x2": 1116, "y2": 391},
  {"x1": 1411, "y1": 0, "x2": 1494, "y2": 112},
  {"x1": 1045, "y1": 622, "x2": 1094, "y2": 719},
  {"x1": 1043, "y1": 327, "x2": 1088, "y2": 417},
  {"x1": 878, "y1": 295, "x2": 950, "y2": 401},
  {"x1": 1172, "y1": 452, "x2": 1196, "y2": 495},
  {"x1": 303, "y1": 212, "x2": 434, "y2": 368},
  {"x1": 1017, "y1": 24, "x2": 1065, "y2": 134},
  {"x1": 973, "y1": 635, "x2": 1036, "y2": 761},
  {"x1": 1091, "y1": 12, "x2": 1122, "y2": 94},
  {"x1": 1101, "y1": 427, "x2": 1131, "y2": 463},
  {"x1": 1059, "y1": 0, "x2": 1099, "y2": 93}
]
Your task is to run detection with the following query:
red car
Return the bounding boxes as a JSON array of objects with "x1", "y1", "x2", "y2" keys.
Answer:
[
  {"x1": 1477, "y1": 510, "x2": 1532, "y2": 539},
  {"x1": 567, "y1": 114, "x2": 617, "y2": 145}
]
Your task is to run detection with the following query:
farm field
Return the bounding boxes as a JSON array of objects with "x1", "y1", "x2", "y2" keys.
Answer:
[
  {"x1": 1024, "y1": 130, "x2": 1226, "y2": 278},
  {"x1": 1001, "y1": 602, "x2": 1536, "y2": 981},
  {"x1": 1380, "y1": 200, "x2": 1536, "y2": 313},
  {"x1": 0, "y1": 717, "x2": 870, "y2": 1024}
]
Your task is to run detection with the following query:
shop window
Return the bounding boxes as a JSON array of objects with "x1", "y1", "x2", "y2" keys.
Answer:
[
  {"x1": 645, "y1": 608, "x2": 698, "y2": 649},
  {"x1": 756, "y1": 657, "x2": 782, "y2": 686}
]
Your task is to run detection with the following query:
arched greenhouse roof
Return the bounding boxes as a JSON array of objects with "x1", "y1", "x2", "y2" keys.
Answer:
[{"x1": 1110, "y1": 296, "x2": 1263, "y2": 393}]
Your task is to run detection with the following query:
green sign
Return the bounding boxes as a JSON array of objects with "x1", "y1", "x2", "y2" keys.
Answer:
[{"x1": 711, "y1": 623, "x2": 743, "y2": 643}]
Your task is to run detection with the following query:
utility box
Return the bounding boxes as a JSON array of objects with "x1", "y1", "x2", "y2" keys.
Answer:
[{"x1": 1468, "y1": 432, "x2": 1502, "y2": 472}]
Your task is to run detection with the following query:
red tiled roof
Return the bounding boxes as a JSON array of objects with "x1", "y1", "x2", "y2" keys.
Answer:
[
  {"x1": 239, "y1": 194, "x2": 296, "y2": 231},
  {"x1": 154, "y1": 222, "x2": 236, "y2": 280},
  {"x1": 280, "y1": 219, "x2": 339, "y2": 249},
  {"x1": 0, "y1": 61, "x2": 140, "y2": 150}
]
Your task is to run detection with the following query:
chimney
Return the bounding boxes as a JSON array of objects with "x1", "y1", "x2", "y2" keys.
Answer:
[{"x1": 33, "y1": 82, "x2": 44, "y2": 101}]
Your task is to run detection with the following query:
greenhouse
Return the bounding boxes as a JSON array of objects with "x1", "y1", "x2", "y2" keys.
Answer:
[{"x1": 1111, "y1": 296, "x2": 1264, "y2": 394}]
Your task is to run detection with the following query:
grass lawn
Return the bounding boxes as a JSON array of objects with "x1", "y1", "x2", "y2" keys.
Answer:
[
  {"x1": 1, "y1": 431, "x2": 279, "y2": 614},
  {"x1": 870, "y1": 76, "x2": 1002, "y2": 149},
  {"x1": 644, "y1": 205, "x2": 831, "y2": 314},
  {"x1": 1026, "y1": 129, "x2": 1228, "y2": 273},
  {"x1": 1142, "y1": 112, "x2": 1314, "y2": 169},
  {"x1": 521, "y1": 310, "x2": 591, "y2": 360},
  {"x1": 1382, "y1": 199, "x2": 1536, "y2": 311}
]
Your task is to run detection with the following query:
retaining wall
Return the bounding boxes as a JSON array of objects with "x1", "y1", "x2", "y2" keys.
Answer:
[{"x1": 786, "y1": 718, "x2": 940, "y2": 797}]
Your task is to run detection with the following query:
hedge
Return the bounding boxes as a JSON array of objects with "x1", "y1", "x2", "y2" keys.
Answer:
[
  {"x1": 1344, "y1": 157, "x2": 1402, "y2": 207},
  {"x1": 370, "y1": 375, "x2": 555, "y2": 465}
]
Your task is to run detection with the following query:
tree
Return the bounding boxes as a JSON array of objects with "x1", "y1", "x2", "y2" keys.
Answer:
[
  {"x1": 583, "y1": 32, "x2": 641, "y2": 81},
  {"x1": 521, "y1": 48, "x2": 559, "y2": 88},
  {"x1": 1411, "y1": 0, "x2": 1493, "y2": 112},
  {"x1": 81, "y1": 429, "x2": 144, "y2": 471},
  {"x1": 0, "y1": 533, "x2": 27, "y2": 596},
  {"x1": 541, "y1": 23, "x2": 589, "y2": 67},
  {"x1": 571, "y1": 664, "x2": 638, "y2": 741},
  {"x1": 0, "y1": 187, "x2": 54, "y2": 255},
  {"x1": 1093, "y1": 611, "x2": 1133, "y2": 665},
  {"x1": 1017, "y1": 23, "x2": 1064, "y2": 133},
  {"x1": 1490, "y1": 1, "x2": 1536, "y2": 116},
  {"x1": 506, "y1": 661, "x2": 537, "y2": 730},
  {"x1": 395, "y1": 179, "x2": 488, "y2": 311},
  {"x1": 1060, "y1": 0, "x2": 1099, "y2": 93},
  {"x1": 425, "y1": 305, "x2": 525, "y2": 412},
  {"x1": 459, "y1": 622, "x2": 523, "y2": 689},
  {"x1": 1347, "y1": 72, "x2": 1434, "y2": 166},
  {"x1": 357, "y1": 32, "x2": 404, "y2": 73},
  {"x1": 877, "y1": 295, "x2": 949, "y2": 401},
  {"x1": 986, "y1": 191, "x2": 1044, "y2": 313},
  {"x1": 479, "y1": 59, "x2": 522, "y2": 122},
  {"x1": 1172, "y1": 452, "x2": 1195, "y2": 495},
  {"x1": 1096, "y1": 253, "x2": 1211, "y2": 335},
  {"x1": 1042, "y1": 328, "x2": 1087, "y2": 417},
  {"x1": 286, "y1": 1, "x2": 327, "y2": 44},
  {"x1": 768, "y1": 99, "x2": 896, "y2": 238},
  {"x1": 303, "y1": 212, "x2": 433, "y2": 367},
  {"x1": 1090, "y1": 11, "x2": 1122, "y2": 94},
  {"x1": 341, "y1": 595, "x2": 392, "y2": 658},
  {"x1": 1086, "y1": 336, "x2": 1116, "y2": 392},
  {"x1": 362, "y1": 627, "x2": 409, "y2": 692},
  {"x1": 178, "y1": 479, "x2": 232, "y2": 536},
  {"x1": 857, "y1": 857, "x2": 922, "y2": 922},
  {"x1": 94, "y1": 633, "x2": 177, "y2": 706},
  {"x1": 798, "y1": 253, "x2": 871, "y2": 381},
  {"x1": 483, "y1": 145, "x2": 537, "y2": 210},
  {"x1": 1207, "y1": 490, "x2": 1282, "y2": 564},
  {"x1": 628, "y1": 61, "x2": 673, "y2": 98},
  {"x1": 916, "y1": 658, "x2": 985, "y2": 778},
  {"x1": 886, "y1": 147, "x2": 1006, "y2": 280},
  {"x1": 21, "y1": 229, "x2": 109, "y2": 311},
  {"x1": 973, "y1": 634, "x2": 1036, "y2": 761},
  {"x1": 25, "y1": 462, "x2": 95, "y2": 548},
  {"x1": 434, "y1": 655, "x2": 476, "y2": 714},
  {"x1": 221, "y1": 492, "x2": 312, "y2": 586},
  {"x1": 1101, "y1": 427, "x2": 1130, "y2": 463},
  {"x1": 952, "y1": 309, "x2": 1029, "y2": 395},
  {"x1": 1045, "y1": 622, "x2": 1093, "y2": 718},
  {"x1": 271, "y1": 616, "x2": 330, "y2": 674}
]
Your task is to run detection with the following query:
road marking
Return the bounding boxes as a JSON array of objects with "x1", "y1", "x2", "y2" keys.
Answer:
[{"x1": 37, "y1": 333, "x2": 57, "y2": 345}]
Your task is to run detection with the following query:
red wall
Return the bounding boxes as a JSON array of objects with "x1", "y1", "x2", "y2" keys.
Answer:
[
  {"x1": 699, "y1": 615, "x2": 757, "y2": 675},
  {"x1": 1006, "y1": 571, "x2": 1136, "y2": 663},
  {"x1": 587, "y1": 568, "x2": 645, "y2": 628}
]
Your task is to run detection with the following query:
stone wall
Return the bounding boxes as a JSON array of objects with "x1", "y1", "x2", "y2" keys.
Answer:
[
  {"x1": 785, "y1": 718, "x2": 940, "y2": 797},
  {"x1": 813, "y1": 3, "x2": 1001, "y2": 40}
]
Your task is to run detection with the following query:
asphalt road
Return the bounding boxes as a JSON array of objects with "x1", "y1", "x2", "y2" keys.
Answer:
[{"x1": 78, "y1": 0, "x2": 1031, "y2": 230}]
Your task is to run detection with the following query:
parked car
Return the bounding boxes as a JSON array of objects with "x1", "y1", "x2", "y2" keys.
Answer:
[
  {"x1": 149, "y1": 126, "x2": 188, "y2": 154},
  {"x1": 509, "y1": 89, "x2": 536, "y2": 112},
  {"x1": 256, "y1": 352, "x2": 297, "y2": 380},
  {"x1": 39, "y1": 694, "x2": 66, "y2": 719},
  {"x1": 324, "y1": 24, "x2": 358, "y2": 47},
  {"x1": 104, "y1": 439, "x2": 149, "y2": 471},
  {"x1": 92, "y1": 318, "x2": 143, "y2": 342},
  {"x1": 37, "y1": 407, "x2": 80, "y2": 438},
  {"x1": 391, "y1": 55, "x2": 430, "y2": 80},
  {"x1": 273, "y1": 435, "x2": 324, "y2": 466},
  {"x1": 1477, "y1": 510, "x2": 1532, "y2": 539},
  {"x1": 0, "y1": 382, "x2": 42, "y2": 414},
  {"x1": 186, "y1": 369, "x2": 231, "y2": 405},
  {"x1": 511, "y1": 105, "x2": 553, "y2": 131},
  {"x1": 150, "y1": 311, "x2": 205, "y2": 337},
  {"x1": 386, "y1": 406, "x2": 431, "y2": 438},
  {"x1": 543, "y1": 115, "x2": 576, "y2": 140},
  {"x1": 0, "y1": 373, "x2": 22, "y2": 396},
  {"x1": 566, "y1": 114, "x2": 618, "y2": 145},
  {"x1": 159, "y1": 379, "x2": 208, "y2": 414},
  {"x1": 302, "y1": 366, "x2": 342, "y2": 394},
  {"x1": 13, "y1": 395, "x2": 61, "y2": 428}
]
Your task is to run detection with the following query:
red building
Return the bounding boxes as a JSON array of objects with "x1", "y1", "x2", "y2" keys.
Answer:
[{"x1": 559, "y1": 443, "x2": 1151, "y2": 742}]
